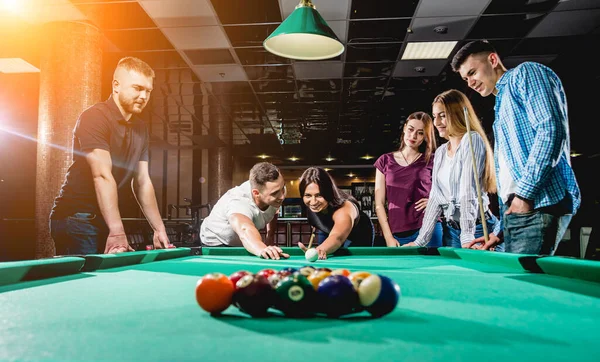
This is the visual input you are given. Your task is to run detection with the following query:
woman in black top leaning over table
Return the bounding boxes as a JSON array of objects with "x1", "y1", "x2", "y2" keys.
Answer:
[{"x1": 297, "y1": 167, "x2": 375, "y2": 260}]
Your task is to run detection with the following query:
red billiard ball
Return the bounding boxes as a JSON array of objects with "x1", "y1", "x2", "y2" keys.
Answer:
[
  {"x1": 357, "y1": 274, "x2": 401, "y2": 318},
  {"x1": 195, "y1": 273, "x2": 235, "y2": 314},
  {"x1": 228, "y1": 270, "x2": 252, "y2": 290},
  {"x1": 233, "y1": 274, "x2": 275, "y2": 317},
  {"x1": 317, "y1": 274, "x2": 359, "y2": 317},
  {"x1": 257, "y1": 268, "x2": 276, "y2": 280}
]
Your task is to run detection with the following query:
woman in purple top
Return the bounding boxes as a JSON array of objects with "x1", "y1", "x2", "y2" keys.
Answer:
[{"x1": 374, "y1": 111, "x2": 443, "y2": 247}]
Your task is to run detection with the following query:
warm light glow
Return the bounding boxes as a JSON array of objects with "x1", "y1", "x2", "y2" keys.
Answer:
[
  {"x1": 571, "y1": 152, "x2": 582, "y2": 157},
  {"x1": 325, "y1": 155, "x2": 335, "y2": 162},
  {"x1": 257, "y1": 154, "x2": 269, "y2": 159},
  {"x1": 0, "y1": 58, "x2": 40, "y2": 74},
  {"x1": 361, "y1": 154, "x2": 374, "y2": 160},
  {"x1": 0, "y1": 0, "x2": 20, "y2": 13},
  {"x1": 264, "y1": 33, "x2": 344, "y2": 61},
  {"x1": 401, "y1": 41, "x2": 458, "y2": 60},
  {"x1": 324, "y1": 168, "x2": 332, "y2": 172},
  {"x1": 287, "y1": 156, "x2": 299, "y2": 162},
  {"x1": 347, "y1": 173, "x2": 354, "y2": 178}
]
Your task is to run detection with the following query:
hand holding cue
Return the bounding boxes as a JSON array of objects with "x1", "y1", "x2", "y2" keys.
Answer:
[{"x1": 463, "y1": 107, "x2": 489, "y2": 244}]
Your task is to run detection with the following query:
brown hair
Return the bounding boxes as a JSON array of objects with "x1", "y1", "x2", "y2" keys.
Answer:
[
  {"x1": 432, "y1": 89, "x2": 497, "y2": 193},
  {"x1": 249, "y1": 162, "x2": 281, "y2": 190},
  {"x1": 399, "y1": 111, "x2": 437, "y2": 164},
  {"x1": 116, "y1": 57, "x2": 155, "y2": 78}
]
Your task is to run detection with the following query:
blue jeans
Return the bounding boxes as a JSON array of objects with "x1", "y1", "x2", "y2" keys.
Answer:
[
  {"x1": 394, "y1": 222, "x2": 443, "y2": 247},
  {"x1": 501, "y1": 203, "x2": 572, "y2": 255},
  {"x1": 50, "y1": 213, "x2": 106, "y2": 255},
  {"x1": 443, "y1": 215, "x2": 504, "y2": 252}
]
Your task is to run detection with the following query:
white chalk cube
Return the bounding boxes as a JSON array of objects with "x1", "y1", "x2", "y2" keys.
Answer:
[{"x1": 305, "y1": 248, "x2": 318, "y2": 262}]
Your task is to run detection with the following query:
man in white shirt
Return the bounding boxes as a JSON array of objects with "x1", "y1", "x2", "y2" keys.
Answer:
[{"x1": 200, "y1": 162, "x2": 289, "y2": 259}]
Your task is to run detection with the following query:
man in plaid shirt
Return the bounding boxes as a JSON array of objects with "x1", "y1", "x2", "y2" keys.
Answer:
[{"x1": 451, "y1": 40, "x2": 581, "y2": 255}]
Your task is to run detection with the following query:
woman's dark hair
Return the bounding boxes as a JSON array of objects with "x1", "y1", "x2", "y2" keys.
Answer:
[{"x1": 298, "y1": 167, "x2": 355, "y2": 209}]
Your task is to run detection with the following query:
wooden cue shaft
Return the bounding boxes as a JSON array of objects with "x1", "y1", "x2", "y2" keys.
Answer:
[
  {"x1": 307, "y1": 226, "x2": 316, "y2": 249},
  {"x1": 463, "y1": 107, "x2": 489, "y2": 243}
]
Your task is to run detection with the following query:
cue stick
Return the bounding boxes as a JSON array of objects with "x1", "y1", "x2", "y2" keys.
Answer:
[
  {"x1": 307, "y1": 226, "x2": 316, "y2": 249},
  {"x1": 463, "y1": 107, "x2": 489, "y2": 244}
]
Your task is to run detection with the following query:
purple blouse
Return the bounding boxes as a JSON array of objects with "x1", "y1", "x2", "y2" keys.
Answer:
[{"x1": 374, "y1": 152, "x2": 434, "y2": 233}]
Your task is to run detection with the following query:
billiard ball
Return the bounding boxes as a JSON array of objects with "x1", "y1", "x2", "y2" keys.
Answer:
[
  {"x1": 305, "y1": 248, "x2": 318, "y2": 262},
  {"x1": 331, "y1": 268, "x2": 351, "y2": 277},
  {"x1": 307, "y1": 270, "x2": 331, "y2": 290},
  {"x1": 267, "y1": 272, "x2": 283, "y2": 288},
  {"x1": 257, "y1": 268, "x2": 276, "y2": 280},
  {"x1": 273, "y1": 273, "x2": 316, "y2": 317},
  {"x1": 357, "y1": 274, "x2": 400, "y2": 318},
  {"x1": 232, "y1": 274, "x2": 275, "y2": 317},
  {"x1": 280, "y1": 267, "x2": 298, "y2": 275},
  {"x1": 316, "y1": 274, "x2": 359, "y2": 317},
  {"x1": 298, "y1": 265, "x2": 316, "y2": 277},
  {"x1": 348, "y1": 271, "x2": 371, "y2": 290},
  {"x1": 228, "y1": 270, "x2": 252, "y2": 290},
  {"x1": 195, "y1": 272, "x2": 235, "y2": 314},
  {"x1": 316, "y1": 267, "x2": 332, "y2": 273}
]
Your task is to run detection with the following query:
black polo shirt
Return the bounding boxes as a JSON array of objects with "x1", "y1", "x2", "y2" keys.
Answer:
[{"x1": 51, "y1": 96, "x2": 149, "y2": 219}]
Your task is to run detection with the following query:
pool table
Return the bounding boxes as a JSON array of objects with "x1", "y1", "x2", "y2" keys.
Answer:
[{"x1": 1, "y1": 247, "x2": 599, "y2": 362}]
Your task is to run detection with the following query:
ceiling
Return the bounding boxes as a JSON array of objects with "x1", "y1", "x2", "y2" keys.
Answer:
[{"x1": 1, "y1": 0, "x2": 600, "y2": 170}]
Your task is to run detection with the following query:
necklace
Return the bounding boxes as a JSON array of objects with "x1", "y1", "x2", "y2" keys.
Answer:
[{"x1": 399, "y1": 149, "x2": 421, "y2": 166}]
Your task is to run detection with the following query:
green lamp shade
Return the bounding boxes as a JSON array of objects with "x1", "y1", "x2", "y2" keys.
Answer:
[{"x1": 263, "y1": 6, "x2": 344, "y2": 61}]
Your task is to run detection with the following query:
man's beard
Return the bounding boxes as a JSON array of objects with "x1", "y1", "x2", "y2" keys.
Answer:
[{"x1": 120, "y1": 94, "x2": 145, "y2": 114}]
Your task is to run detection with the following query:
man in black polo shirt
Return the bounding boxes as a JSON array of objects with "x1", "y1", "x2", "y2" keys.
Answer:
[{"x1": 50, "y1": 57, "x2": 170, "y2": 255}]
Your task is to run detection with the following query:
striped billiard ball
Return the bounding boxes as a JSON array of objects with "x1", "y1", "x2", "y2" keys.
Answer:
[{"x1": 357, "y1": 274, "x2": 400, "y2": 317}]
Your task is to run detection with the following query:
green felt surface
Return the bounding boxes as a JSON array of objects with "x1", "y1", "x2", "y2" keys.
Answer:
[{"x1": 1, "y1": 250, "x2": 599, "y2": 362}]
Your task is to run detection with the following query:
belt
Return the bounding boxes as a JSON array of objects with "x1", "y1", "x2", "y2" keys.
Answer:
[{"x1": 443, "y1": 210, "x2": 494, "y2": 230}]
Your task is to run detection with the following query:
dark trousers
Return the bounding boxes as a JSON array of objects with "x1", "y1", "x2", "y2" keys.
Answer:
[{"x1": 50, "y1": 213, "x2": 107, "y2": 255}]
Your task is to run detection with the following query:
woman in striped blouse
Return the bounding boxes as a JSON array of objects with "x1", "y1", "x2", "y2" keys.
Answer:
[{"x1": 403, "y1": 89, "x2": 501, "y2": 249}]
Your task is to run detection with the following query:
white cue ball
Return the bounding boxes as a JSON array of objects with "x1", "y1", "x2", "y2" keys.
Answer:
[{"x1": 305, "y1": 248, "x2": 318, "y2": 262}]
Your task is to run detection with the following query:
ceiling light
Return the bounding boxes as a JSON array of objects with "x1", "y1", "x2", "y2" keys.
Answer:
[
  {"x1": 401, "y1": 41, "x2": 458, "y2": 60},
  {"x1": 325, "y1": 155, "x2": 336, "y2": 162},
  {"x1": 257, "y1": 154, "x2": 269, "y2": 159},
  {"x1": 287, "y1": 156, "x2": 299, "y2": 162},
  {"x1": 263, "y1": 0, "x2": 344, "y2": 61},
  {"x1": 361, "y1": 154, "x2": 374, "y2": 160},
  {"x1": 0, "y1": 58, "x2": 40, "y2": 73}
]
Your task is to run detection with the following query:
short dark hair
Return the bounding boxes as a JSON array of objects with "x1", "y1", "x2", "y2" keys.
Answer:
[
  {"x1": 249, "y1": 162, "x2": 281, "y2": 190},
  {"x1": 298, "y1": 167, "x2": 355, "y2": 209},
  {"x1": 451, "y1": 40, "x2": 497, "y2": 72}
]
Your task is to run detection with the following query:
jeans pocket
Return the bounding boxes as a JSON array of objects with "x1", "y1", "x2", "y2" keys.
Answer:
[
  {"x1": 504, "y1": 211, "x2": 545, "y2": 254},
  {"x1": 66, "y1": 213, "x2": 98, "y2": 236}
]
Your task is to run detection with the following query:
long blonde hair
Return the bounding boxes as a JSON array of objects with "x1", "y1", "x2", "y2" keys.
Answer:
[
  {"x1": 432, "y1": 90, "x2": 496, "y2": 193},
  {"x1": 398, "y1": 111, "x2": 437, "y2": 164}
]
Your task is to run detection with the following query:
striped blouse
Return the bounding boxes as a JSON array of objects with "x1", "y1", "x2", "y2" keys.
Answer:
[{"x1": 414, "y1": 131, "x2": 491, "y2": 246}]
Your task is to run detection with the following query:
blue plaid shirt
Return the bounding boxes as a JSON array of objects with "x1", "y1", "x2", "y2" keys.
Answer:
[{"x1": 492, "y1": 62, "x2": 581, "y2": 235}]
